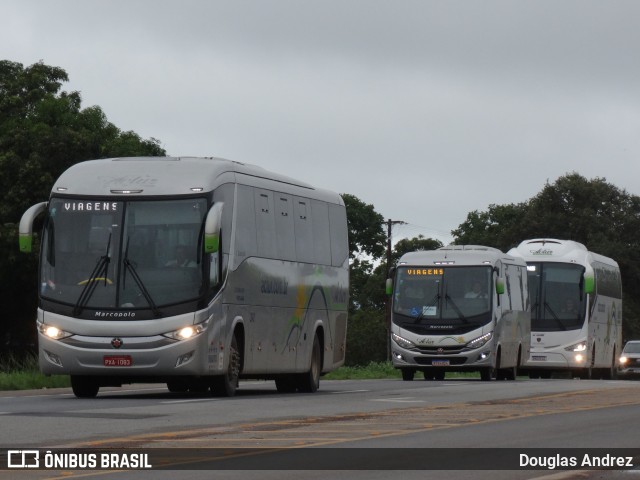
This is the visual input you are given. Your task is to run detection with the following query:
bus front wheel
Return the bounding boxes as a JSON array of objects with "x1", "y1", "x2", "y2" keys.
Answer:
[
  {"x1": 211, "y1": 333, "x2": 241, "y2": 396},
  {"x1": 401, "y1": 368, "x2": 415, "y2": 381},
  {"x1": 480, "y1": 367, "x2": 496, "y2": 381},
  {"x1": 71, "y1": 375, "x2": 100, "y2": 398}
]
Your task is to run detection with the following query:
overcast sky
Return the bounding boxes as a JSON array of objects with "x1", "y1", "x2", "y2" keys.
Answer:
[{"x1": 4, "y1": 1, "x2": 640, "y2": 246}]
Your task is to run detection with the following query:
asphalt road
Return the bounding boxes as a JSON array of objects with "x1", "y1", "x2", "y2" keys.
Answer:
[{"x1": 1, "y1": 377, "x2": 639, "y2": 480}]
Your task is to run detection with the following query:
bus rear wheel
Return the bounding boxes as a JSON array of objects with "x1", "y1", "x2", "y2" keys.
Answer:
[
  {"x1": 71, "y1": 375, "x2": 100, "y2": 398},
  {"x1": 297, "y1": 334, "x2": 322, "y2": 393}
]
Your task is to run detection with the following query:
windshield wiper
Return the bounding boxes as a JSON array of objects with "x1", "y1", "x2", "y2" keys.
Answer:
[
  {"x1": 73, "y1": 234, "x2": 111, "y2": 316},
  {"x1": 414, "y1": 293, "x2": 440, "y2": 324},
  {"x1": 544, "y1": 301, "x2": 567, "y2": 330},
  {"x1": 445, "y1": 294, "x2": 468, "y2": 323},
  {"x1": 123, "y1": 237, "x2": 160, "y2": 317}
]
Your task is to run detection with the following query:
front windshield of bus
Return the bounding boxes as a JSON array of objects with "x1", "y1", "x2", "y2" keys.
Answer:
[
  {"x1": 392, "y1": 266, "x2": 492, "y2": 333},
  {"x1": 527, "y1": 262, "x2": 585, "y2": 332},
  {"x1": 40, "y1": 197, "x2": 207, "y2": 317}
]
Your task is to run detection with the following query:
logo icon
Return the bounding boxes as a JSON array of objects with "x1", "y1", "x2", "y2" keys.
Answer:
[
  {"x1": 111, "y1": 338, "x2": 123, "y2": 349},
  {"x1": 8, "y1": 450, "x2": 40, "y2": 468}
]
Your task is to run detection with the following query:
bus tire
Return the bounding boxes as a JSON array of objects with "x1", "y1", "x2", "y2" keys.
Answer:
[
  {"x1": 297, "y1": 334, "x2": 322, "y2": 393},
  {"x1": 603, "y1": 349, "x2": 617, "y2": 380},
  {"x1": 580, "y1": 347, "x2": 596, "y2": 380},
  {"x1": 167, "y1": 378, "x2": 189, "y2": 393},
  {"x1": 480, "y1": 367, "x2": 496, "y2": 381},
  {"x1": 498, "y1": 365, "x2": 517, "y2": 381},
  {"x1": 275, "y1": 375, "x2": 297, "y2": 393},
  {"x1": 71, "y1": 375, "x2": 99, "y2": 398},
  {"x1": 402, "y1": 368, "x2": 415, "y2": 381},
  {"x1": 211, "y1": 332, "x2": 241, "y2": 397}
]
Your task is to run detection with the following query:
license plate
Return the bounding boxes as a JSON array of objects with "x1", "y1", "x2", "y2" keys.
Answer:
[
  {"x1": 532, "y1": 355, "x2": 547, "y2": 361},
  {"x1": 103, "y1": 355, "x2": 132, "y2": 367},
  {"x1": 432, "y1": 360, "x2": 449, "y2": 366}
]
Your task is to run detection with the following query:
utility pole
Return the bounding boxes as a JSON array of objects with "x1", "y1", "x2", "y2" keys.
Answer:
[{"x1": 385, "y1": 218, "x2": 406, "y2": 361}]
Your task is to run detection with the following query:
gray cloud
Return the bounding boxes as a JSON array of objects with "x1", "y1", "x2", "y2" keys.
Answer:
[{"x1": 4, "y1": 0, "x2": 640, "y2": 245}]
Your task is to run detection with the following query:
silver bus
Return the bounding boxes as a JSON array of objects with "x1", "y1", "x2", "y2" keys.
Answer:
[
  {"x1": 19, "y1": 157, "x2": 349, "y2": 397},
  {"x1": 387, "y1": 246, "x2": 530, "y2": 381},
  {"x1": 508, "y1": 239, "x2": 622, "y2": 379}
]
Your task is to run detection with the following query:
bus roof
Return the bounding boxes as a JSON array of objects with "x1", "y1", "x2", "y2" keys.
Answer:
[
  {"x1": 507, "y1": 238, "x2": 619, "y2": 268},
  {"x1": 51, "y1": 156, "x2": 342, "y2": 203},
  {"x1": 397, "y1": 245, "x2": 524, "y2": 267}
]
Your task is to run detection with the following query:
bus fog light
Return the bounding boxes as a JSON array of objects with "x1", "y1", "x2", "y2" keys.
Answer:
[
  {"x1": 44, "y1": 350, "x2": 63, "y2": 367},
  {"x1": 176, "y1": 351, "x2": 194, "y2": 367},
  {"x1": 393, "y1": 352, "x2": 405, "y2": 361},
  {"x1": 575, "y1": 354, "x2": 584, "y2": 363}
]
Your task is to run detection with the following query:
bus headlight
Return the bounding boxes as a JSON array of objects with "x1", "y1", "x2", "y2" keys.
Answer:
[
  {"x1": 392, "y1": 333, "x2": 416, "y2": 350},
  {"x1": 619, "y1": 356, "x2": 628, "y2": 365},
  {"x1": 39, "y1": 323, "x2": 72, "y2": 340},
  {"x1": 565, "y1": 341, "x2": 587, "y2": 352},
  {"x1": 164, "y1": 324, "x2": 206, "y2": 341},
  {"x1": 466, "y1": 332, "x2": 493, "y2": 350}
]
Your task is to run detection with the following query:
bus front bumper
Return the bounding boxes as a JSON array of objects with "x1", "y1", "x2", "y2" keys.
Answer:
[{"x1": 38, "y1": 331, "x2": 219, "y2": 377}]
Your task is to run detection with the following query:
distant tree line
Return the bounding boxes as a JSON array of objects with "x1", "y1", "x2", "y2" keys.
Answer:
[{"x1": 2, "y1": 60, "x2": 639, "y2": 366}]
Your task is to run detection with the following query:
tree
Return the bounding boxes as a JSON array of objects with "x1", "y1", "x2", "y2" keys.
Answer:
[
  {"x1": 392, "y1": 235, "x2": 443, "y2": 265},
  {"x1": 341, "y1": 193, "x2": 386, "y2": 260},
  {"x1": 0, "y1": 60, "x2": 165, "y2": 224},
  {"x1": 0, "y1": 60, "x2": 166, "y2": 355},
  {"x1": 452, "y1": 173, "x2": 640, "y2": 340}
]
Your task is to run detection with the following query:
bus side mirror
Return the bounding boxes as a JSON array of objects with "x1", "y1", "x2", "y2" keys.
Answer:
[
  {"x1": 495, "y1": 277, "x2": 505, "y2": 295},
  {"x1": 19, "y1": 202, "x2": 48, "y2": 253},
  {"x1": 386, "y1": 266, "x2": 396, "y2": 295},
  {"x1": 583, "y1": 273, "x2": 595, "y2": 295},
  {"x1": 204, "y1": 203, "x2": 224, "y2": 254}
]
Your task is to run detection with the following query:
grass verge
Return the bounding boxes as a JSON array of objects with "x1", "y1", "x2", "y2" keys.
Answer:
[{"x1": 0, "y1": 353, "x2": 70, "y2": 391}]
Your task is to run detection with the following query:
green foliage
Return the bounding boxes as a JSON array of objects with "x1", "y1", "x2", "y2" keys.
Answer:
[
  {"x1": 0, "y1": 352, "x2": 70, "y2": 390},
  {"x1": 452, "y1": 172, "x2": 640, "y2": 340},
  {"x1": 323, "y1": 362, "x2": 400, "y2": 380},
  {"x1": 0, "y1": 60, "x2": 165, "y2": 224},
  {"x1": 392, "y1": 235, "x2": 443, "y2": 264},
  {"x1": 344, "y1": 309, "x2": 387, "y2": 366},
  {"x1": 341, "y1": 193, "x2": 386, "y2": 260},
  {"x1": 0, "y1": 59, "x2": 166, "y2": 355}
]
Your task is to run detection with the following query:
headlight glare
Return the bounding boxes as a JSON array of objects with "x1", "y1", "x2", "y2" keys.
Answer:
[
  {"x1": 565, "y1": 341, "x2": 587, "y2": 352},
  {"x1": 39, "y1": 323, "x2": 72, "y2": 340},
  {"x1": 164, "y1": 324, "x2": 206, "y2": 341}
]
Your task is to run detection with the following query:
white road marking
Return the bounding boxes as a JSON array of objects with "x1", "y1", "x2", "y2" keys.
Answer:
[{"x1": 370, "y1": 397, "x2": 425, "y2": 403}]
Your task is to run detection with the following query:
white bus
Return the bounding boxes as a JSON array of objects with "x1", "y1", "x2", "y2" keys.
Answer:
[
  {"x1": 508, "y1": 239, "x2": 622, "y2": 379},
  {"x1": 19, "y1": 157, "x2": 349, "y2": 397},
  {"x1": 387, "y1": 246, "x2": 530, "y2": 381}
]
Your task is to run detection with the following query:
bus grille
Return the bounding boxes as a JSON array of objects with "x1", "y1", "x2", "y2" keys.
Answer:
[{"x1": 415, "y1": 345, "x2": 466, "y2": 355}]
